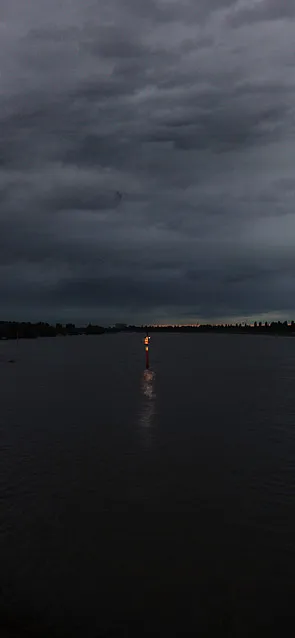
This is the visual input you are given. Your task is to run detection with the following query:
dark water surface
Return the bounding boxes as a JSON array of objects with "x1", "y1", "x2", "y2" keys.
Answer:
[{"x1": 0, "y1": 334, "x2": 295, "y2": 636}]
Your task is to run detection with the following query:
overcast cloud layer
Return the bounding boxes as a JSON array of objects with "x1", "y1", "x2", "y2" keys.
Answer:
[{"x1": 1, "y1": 0, "x2": 295, "y2": 324}]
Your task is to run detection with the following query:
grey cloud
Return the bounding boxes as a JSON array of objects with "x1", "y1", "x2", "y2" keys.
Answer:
[
  {"x1": 47, "y1": 185, "x2": 123, "y2": 213},
  {"x1": 0, "y1": 0, "x2": 295, "y2": 323},
  {"x1": 229, "y1": 0, "x2": 295, "y2": 28}
]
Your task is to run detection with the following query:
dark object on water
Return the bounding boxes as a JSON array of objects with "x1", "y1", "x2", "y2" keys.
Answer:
[
  {"x1": 144, "y1": 332, "x2": 150, "y2": 369},
  {"x1": 8, "y1": 359, "x2": 16, "y2": 364}
]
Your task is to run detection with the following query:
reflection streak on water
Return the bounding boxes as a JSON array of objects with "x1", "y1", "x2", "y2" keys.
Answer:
[{"x1": 138, "y1": 369, "x2": 156, "y2": 448}]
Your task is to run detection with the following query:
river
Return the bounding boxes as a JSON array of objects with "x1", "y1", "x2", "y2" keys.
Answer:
[{"x1": 0, "y1": 334, "x2": 294, "y2": 636}]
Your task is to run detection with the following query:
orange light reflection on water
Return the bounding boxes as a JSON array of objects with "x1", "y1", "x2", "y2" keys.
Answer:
[{"x1": 138, "y1": 369, "x2": 156, "y2": 449}]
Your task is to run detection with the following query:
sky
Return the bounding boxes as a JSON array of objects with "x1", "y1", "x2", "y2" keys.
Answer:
[{"x1": 1, "y1": 0, "x2": 295, "y2": 325}]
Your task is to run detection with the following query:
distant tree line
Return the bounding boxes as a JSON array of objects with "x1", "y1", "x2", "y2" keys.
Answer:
[
  {"x1": 125, "y1": 321, "x2": 295, "y2": 335},
  {"x1": 1, "y1": 320, "x2": 295, "y2": 340},
  {"x1": 0, "y1": 321, "x2": 105, "y2": 340}
]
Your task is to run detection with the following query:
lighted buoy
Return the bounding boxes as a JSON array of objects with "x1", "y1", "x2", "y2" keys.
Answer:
[{"x1": 144, "y1": 333, "x2": 150, "y2": 369}]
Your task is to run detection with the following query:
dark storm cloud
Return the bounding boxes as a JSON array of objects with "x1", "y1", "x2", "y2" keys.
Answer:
[
  {"x1": 1, "y1": 0, "x2": 295, "y2": 323},
  {"x1": 228, "y1": 0, "x2": 295, "y2": 27}
]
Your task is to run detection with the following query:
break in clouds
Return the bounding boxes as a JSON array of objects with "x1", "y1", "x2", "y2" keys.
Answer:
[{"x1": 1, "y1": 0, "x2": 295, "y2": 324}]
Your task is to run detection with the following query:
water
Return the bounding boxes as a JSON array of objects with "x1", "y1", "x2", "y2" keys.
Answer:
[{"x1": 0, "y1": 333, "x2": 295, "y2": 636}]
